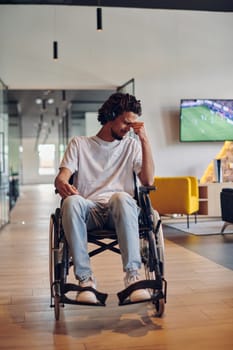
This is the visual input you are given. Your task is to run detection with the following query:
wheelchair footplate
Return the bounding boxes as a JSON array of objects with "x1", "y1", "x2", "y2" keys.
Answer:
[
  {"x1": 61, "y1": 283, "x2": 108, "y2": 306},
  {"x1": 117, "y1": 279, "x2": 164, "y2": 306}
]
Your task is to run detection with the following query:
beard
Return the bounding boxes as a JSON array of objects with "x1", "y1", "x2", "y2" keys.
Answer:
[{"x1": 111, "y1": 128, "x2": 125, "y2": 140}]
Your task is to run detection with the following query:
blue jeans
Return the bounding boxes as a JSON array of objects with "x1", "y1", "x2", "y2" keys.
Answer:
[{"x1": 61, "y1": 192, "x2": 141, "y2": 281}]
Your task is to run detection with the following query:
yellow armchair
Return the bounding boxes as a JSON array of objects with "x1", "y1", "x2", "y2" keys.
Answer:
[{"x1": 149, "y1": 176, "x2": 199, "y2": 228}]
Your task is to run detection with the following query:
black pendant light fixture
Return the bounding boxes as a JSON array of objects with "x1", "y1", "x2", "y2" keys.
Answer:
[
  {"x1": 53, "y1": 41, "x2": 58, "y2": 60},
  {"x1": 62, "y1": 90, "x2": 66, "y2": 102},
  {"x1": 96, "y1": 5, "x2": 103, "y2": 31},
  {"x1": 53, "y1": 7, "x2": 58, "y2": 60}
]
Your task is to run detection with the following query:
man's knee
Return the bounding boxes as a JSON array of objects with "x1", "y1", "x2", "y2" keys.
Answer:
[
  {"x1": 109, "y1": 192, "x2": 136, "y2": 210},
  {"x1": 62, "y1": 194, "x2": 84, "y2": 214}
]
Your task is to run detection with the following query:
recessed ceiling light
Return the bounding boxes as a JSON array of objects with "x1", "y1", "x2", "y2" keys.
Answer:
[{"x1": 35, "y1": 98, "x2": 42, "y2": 104}]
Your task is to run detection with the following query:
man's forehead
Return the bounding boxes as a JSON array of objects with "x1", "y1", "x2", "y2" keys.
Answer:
[
  {"x1": 124, "y1": 118, "x2": 134, "y2": 124},
  {"x1": 123, "y1": 112, "x2": 138, "y2": 123}
]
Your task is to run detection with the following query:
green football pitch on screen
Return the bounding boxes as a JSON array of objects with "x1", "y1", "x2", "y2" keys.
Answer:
[{"x1": 180, "y1": 106, "x2": 233, "y2": 141}]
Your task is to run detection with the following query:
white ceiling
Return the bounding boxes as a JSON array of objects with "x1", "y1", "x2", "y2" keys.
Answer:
[{"x1": 1, "y1": 4, "x2": 233, "y2": 90}]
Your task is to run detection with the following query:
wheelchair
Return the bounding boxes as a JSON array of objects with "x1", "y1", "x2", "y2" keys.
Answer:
[{"x1": 49, "y1": 182, "x2": 167, "y2": 321}]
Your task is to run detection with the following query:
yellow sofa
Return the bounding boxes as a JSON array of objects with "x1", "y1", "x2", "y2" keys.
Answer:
[{"x1": 149, "y1": 176, "x2": 199, "y2": 228}]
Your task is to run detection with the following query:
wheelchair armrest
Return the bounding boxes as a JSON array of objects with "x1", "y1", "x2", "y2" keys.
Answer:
[{"x1": 139, "y1": 185, "x2": 156, "y2": 194}]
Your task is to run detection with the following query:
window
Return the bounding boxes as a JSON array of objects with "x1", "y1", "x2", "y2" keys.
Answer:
[{"x1": 38, "y1": 144, "x2": 55, "y2": 175}]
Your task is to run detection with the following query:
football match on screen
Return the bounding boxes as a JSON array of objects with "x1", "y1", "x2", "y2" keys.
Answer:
[{"x1": 180, "y1": 99, "x2": 233, "y2": 142}]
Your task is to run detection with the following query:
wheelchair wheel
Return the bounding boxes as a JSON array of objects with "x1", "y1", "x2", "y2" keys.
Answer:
[
  {"x1": 49, "y1": 209, "x2": 61, "y2": 320},
  {"x1": 139, "y1": 190, "x2": 165, "y2": 276},
  {"x1": 145, "y1": 230, "x2": 165, "y2": 317},
  {"x1": 140, "y1": 212, "x2": 166, "y2": 317},
  {"x1": 152, "y1": 210, "x2": 165, "y2": 277},
  {"x1": 152, "y1": 211, "x2": 166, "y2": 317},
  {"x1": 155, "y1": 296, "x2": 165, "y2": 317}
]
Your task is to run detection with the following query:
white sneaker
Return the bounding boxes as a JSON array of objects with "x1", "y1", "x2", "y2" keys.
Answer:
[
  {"x1": 124, "y1": 270, "x2": 151, "y2": 302},
  {"x1": 76, "y1": 276, "x2": 98, "y2": 304}
]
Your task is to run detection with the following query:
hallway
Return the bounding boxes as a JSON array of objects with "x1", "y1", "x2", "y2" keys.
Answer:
[{"x1": 0, "y1": 184, "x2": 232, "y2": 350}]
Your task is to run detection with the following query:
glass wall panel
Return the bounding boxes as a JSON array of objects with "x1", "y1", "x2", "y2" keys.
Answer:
[{"x1": 0, "y1": 79, "x2": 9, "y2": 226}]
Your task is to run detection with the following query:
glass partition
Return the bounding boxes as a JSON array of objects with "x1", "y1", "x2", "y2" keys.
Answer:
[{"x1": 0, "y1": 79, "x2": 9, "y2": 226}]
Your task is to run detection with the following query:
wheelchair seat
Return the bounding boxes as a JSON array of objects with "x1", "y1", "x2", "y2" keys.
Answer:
[{"x1": 49, "y1": 185, "x2": 167, "y2": 320}]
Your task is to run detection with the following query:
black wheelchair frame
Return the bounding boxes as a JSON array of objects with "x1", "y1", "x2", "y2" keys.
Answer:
[{"x1": 49, "y1": 184, "x2": 167, "y2": 321}]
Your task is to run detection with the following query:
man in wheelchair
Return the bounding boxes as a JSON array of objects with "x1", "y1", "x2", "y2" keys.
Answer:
[{"x1": 54, "y1": 92, "x2": 155, "y2": 305}]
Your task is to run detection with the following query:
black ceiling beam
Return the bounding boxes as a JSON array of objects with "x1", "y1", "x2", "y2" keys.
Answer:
[{"x1": 0, "y1": 1, "x2": 233, "y2": 12}]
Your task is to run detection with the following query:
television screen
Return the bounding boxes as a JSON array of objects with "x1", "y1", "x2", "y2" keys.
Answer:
[{"x1": 180, "y1": 99, "x2": 233, "y2": 142}]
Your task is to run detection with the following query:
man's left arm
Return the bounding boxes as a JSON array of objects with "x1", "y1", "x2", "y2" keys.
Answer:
[{"x1": 131, "y1": 122, "x2": 155, "y2": 186}]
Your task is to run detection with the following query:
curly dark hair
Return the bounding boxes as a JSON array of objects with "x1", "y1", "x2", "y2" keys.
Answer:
[{"x1": 98, "y1": 92, "x2": 142, "y2": 125}]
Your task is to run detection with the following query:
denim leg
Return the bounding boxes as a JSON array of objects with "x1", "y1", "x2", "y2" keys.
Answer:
[
  {"x1": 61, "y1": 195, "x2": 97, "y2": 281},
  {"x1": 108, "y1": 192, "x2": 141, "y2": 272}
]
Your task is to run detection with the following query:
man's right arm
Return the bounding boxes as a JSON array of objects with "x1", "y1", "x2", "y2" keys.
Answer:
[{"x1": 54, "y1": 167, "x2": 79, "y2": 198}]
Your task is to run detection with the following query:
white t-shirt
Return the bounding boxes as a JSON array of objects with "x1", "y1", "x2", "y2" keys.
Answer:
[{"x1": 59, "y1": 135, "x2": 142, "y2": 203}]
